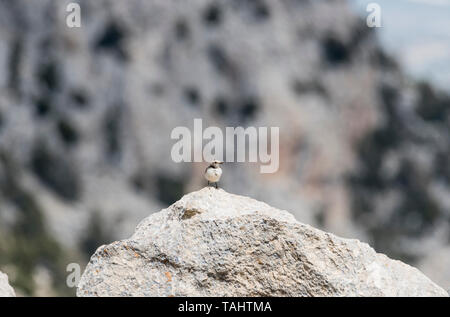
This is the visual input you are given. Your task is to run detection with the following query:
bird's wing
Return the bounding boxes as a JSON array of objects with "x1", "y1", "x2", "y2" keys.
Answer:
[{"x1": 205, "y1": 165, "x2": 213, "y2": 173}]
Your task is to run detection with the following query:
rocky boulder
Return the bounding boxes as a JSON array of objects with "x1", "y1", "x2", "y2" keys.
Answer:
[
  {"x1": 77, "y1": 188, "x2": 448, "y2": 297},
  {"x1": 0, "y1": 271, "x2": 15, "y2": 297}
]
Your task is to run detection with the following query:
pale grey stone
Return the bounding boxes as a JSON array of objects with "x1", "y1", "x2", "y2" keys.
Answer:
[
  {"x1": 0, "y1": 271, "x2": 15, "y2": 297},
  {"x1": 77, "y1": 188, "x2": 448, "y2": 297}
]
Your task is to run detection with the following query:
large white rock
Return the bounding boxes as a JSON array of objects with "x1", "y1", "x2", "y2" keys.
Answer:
[
  {"x1": 77, "y1": 188, "x2": 448, "y2": 297},
  {"x1": 0, "y1": 271, "x2": 15, "y2": 297}
]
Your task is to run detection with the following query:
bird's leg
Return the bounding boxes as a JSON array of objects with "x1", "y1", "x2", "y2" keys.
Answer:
[
  {"x1": 207, "y1": 181, "x2": 210, "y2": 186},
  {"x1": 215, "y1": 182, "x2": 218, "y2": 189}
]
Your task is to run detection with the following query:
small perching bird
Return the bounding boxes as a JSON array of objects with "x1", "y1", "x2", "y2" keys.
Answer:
[{"x1": 204, "y1": 160, "x2": 223, "y2": 188}]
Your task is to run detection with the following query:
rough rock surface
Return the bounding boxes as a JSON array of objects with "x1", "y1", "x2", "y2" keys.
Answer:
[
  {"x1": 0, "y1": 271, "x2": 15, "y2": 297},
  {"x1": 77, "y1": 188, "x2": 447, "y2": 297}
]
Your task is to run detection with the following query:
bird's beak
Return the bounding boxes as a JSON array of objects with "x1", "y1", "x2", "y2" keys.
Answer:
[{"x1": 219, "y1": 161, "x2": 224, "y2": 164}]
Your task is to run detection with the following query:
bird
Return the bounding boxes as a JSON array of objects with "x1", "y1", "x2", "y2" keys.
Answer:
[{"x1": 204, "y1": 160, "x2": 223, "y2": 189}]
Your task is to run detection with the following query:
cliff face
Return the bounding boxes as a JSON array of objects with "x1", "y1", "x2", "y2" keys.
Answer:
[
  {"x1": 77, "y1": 188, "x2": 447, "y2": 297},
  {"x1": 0, "y1": 0, "x2": 449, "y2": 295}
]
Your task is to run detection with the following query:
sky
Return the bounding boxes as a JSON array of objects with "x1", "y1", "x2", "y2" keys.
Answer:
[{"x1": 350, "y1": 0, "x2": 450, "y2": 92}]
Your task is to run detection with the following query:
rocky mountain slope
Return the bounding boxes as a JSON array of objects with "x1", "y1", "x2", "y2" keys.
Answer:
[
  {"x1": 77, "y1": 188, "x2": 448, "y2": 297},
  {"x1": 0, "y1": 0, "x2": 449, "y2": 295}
]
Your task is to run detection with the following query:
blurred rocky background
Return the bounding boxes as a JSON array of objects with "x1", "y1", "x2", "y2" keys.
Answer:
[{"x1": 0, "y1": 0, "x2": 448, "y2": 296}]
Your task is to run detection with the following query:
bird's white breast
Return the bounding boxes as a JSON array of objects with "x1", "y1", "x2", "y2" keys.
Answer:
[{"x1": 205, "y1": 167, "x2": 222, "y2": 182}]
